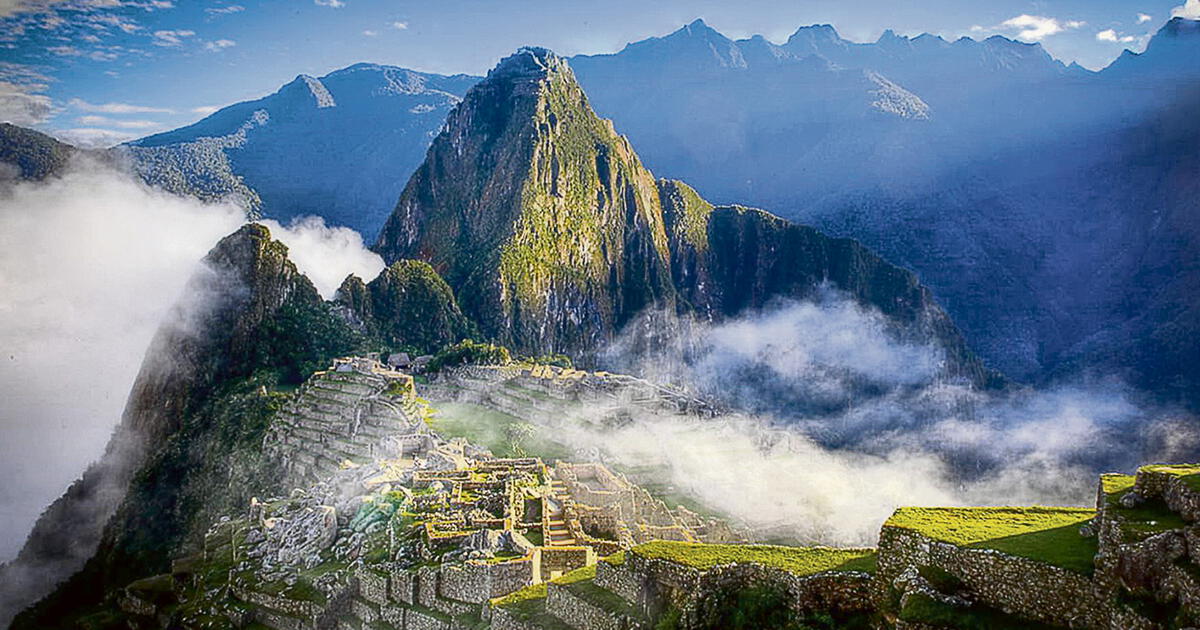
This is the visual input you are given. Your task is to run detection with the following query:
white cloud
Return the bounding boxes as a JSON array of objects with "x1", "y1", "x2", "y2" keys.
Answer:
[
  {"x1": 0, "y1": 161, "x2": 246, "y2": 563},
  {"x1": 1173, "y1": 0, "x2": 1200, "y2": 18},
  {"x1": 151, "y1": 28, "x2": 194, "y2": 46},
  {"x1": 191, "y1": 104, "x2": 219, "y2": 115},
  {"x1": 0, "y1": 80, "x2": 53, "y2": 126},
  {"x1": 0, "y1": 0, "x2": 67, "y2": 19},
  {"x1": 205, "y1": 3, "x2": 243, "y2": 15},
  {"x1": 1137, "y1": 13, "x2": 1153, "y2": 23},
  {"x1": 203, "y1": 38, "x2": 235, "y2": 51},
  {"x1": 68, "y1": 98, "x2": 172, "y2": 114},
  {"x1": 362, "y1": 29, "x2": 377, "y2": 36},
  {"x1": 1097, "y1": 28, "x2": 1136, "y2": 43},
  {"x1": 391, "y1": 20, "x2": 407, "y2": 29},
  {"x1": 52, "y1": 127, "x2": 140, "y2": 147},
  {"x1": 46, "y1": 44, "x2": 81, "y2": 56},
  {"x1": 257, "y1": 216, "x2": 384, "y2": 299},
  {"x1": 314, "y1": 0, "x2": 343, "y2": 7},
  {"x1": 997, "y1": 14, "x2": 1085, "y2": 41},
  {"x1": 76, "y1": 114, "x2": 160, "y2": 129}
]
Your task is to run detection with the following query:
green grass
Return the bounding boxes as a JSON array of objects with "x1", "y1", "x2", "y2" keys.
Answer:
[
  {"x1": 426, "y1": 402, "x2": 572, "y2": 461},
  {"x1": 1101, "y1": 474, "x2": 1188, "y2": 542},
  {"x1": 1140, "y1": 464, "x2": 1200, "y2": 493},
  {"x1": 602, "y1": 551, "x2": 626, "y2": 566},
  {"x1": 631, "y1": 542, "x2": 877, "y2": 576},
  {"x1": 885, "y1": 507, "x2": 1098, "y2": 575},
  {"x1": 899, "y1": 591, "x2": 1064, "y2": 630},
  {"x1": 566, "y1": 580, "x2": 644, "y2": 619}
]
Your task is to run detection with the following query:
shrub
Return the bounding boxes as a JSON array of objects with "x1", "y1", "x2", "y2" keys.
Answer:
[{"x1": 427, "y1": 339, "x2": 512, "y2": 372}]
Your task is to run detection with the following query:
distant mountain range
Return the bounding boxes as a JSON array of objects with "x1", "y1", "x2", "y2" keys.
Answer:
[{"x1": 124, "y1": 64, "x2": 478, "y2": 236}]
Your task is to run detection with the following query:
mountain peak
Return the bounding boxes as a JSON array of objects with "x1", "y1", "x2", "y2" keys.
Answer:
[{"x1": 489, "y1": 46, "x2": 570, "y2": 81}]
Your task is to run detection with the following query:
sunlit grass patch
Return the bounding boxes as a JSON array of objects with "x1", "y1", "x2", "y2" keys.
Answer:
[
  {"x1": 885, "y1": 507, "x2": 1097, "y2": 574},
  {"x1": 631, "y1": 541, "x2": 877, "y2": 576}
]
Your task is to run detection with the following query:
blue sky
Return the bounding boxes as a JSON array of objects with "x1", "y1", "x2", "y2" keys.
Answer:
[{"x1": 1, "y1": 0, "x2": 1198, "y2": 146}]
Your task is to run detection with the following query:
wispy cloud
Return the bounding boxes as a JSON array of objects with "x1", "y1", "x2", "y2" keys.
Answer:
[
  {"x1": 391, "y1": 20, "x2": 407, "y2": 30},
  {"x1": 1173, "y1": 0, "x2": 1200, "y2": 19},
  {"x1": 362, "y1": 29, "x2": 377, "y2": 37},
  {"x1": 972, "y1": 14, "x2": 1085, "y2": 42},
  {"x1": 151, "y1": 28, "x2": 194, "y2": 46},
  {"x1": 205, "y1": 4, "x2": 243, "y2": 15},
  {"x1": 1137, "y1": 13, "x2": 1153, "y2": 23},
  {"x1": 191, "y1": 104, "x2": 219, "y2": 115},
  {"x1": 0, "y1": 80, "x2": 53, "y2": 126},
  {"x1": 1097, "y1": 28, "x2": 1136, "y2": 43},
  {"x1": 313, "y1": 0, "x2": 343, "y2": 7},
  {"x1": 76, "y1": 114, "x2": 160, "y2": 128},
  {"x1": 51, "y1": 127, "x2": 140, "y2": 147},
  {"x1": 68, "y1": 98, "x2": 172, "y2": 114},
  {"x1": 203, "y1": 38, "x2": 235, "y2": 51},
  {"x1": 1004, "y1": 15, "x2": 1083, "y2": 41},
  {"x1": 46, "y1": 44, "x2": 82, "y2": 56}
]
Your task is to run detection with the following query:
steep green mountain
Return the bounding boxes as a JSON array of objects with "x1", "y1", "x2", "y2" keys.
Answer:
[
  {"x1": 337, "y1": 259, "x2": 475, "y2": 354},
  {"x1": 375, "y1": 48, "x2": 996, "y2": 386},
  {"x1": 0, "y1": 123, "x2": 76, "y2": 180}
]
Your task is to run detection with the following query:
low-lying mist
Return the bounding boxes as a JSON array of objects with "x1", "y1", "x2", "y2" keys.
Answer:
[
  {"x1": 572, "y1": 293, "x2": 1200, "y2": 545},
  {"x1": 0, "y1": 159, "x2": 382, "y2": 563}
]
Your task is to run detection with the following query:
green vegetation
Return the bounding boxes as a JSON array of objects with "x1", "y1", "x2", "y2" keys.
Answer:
[
  {"x1": 631, "y1": 541, "x2": 877, "y2": 576},
  {"x1": 658, "y1": 179, "x2": 714, "y2": 252},
  {"x1": 899, "y1": 591, "x2": 1064, "y2": 630},
  {"x1": 692, "y1": 583, "x2": 870, "y2": 630},
  {"x1": 885, "y1": 507, "x2": 1097, "y2": 574},
  {"x1": 1140, "y1": 464, "x2": 1200, "y2": 492},
  {"x1": 427, "y1": 339, "x2": 512, "y2": 373},
  {"x1": 602, "y1": 550, "x2": 626, "y2": 566},
  {"x1": 567, "y1": 579, "x2": 643, "y2": 619},
  {"x1": 253, "y1": 299, "x2": 367, "y2": 385},
  {"x1": 426, "y1": 402, "x2": 572, "y2": 461},
  {"x1": 367, "y1": 260, "x2": 475, "y2": 354},
  {"x1": 1101, "y1": 474, "x2": 1188, "y2": 542},
  {"x1": 521, "y1": 353, "x2": 574, "y2": 369}
]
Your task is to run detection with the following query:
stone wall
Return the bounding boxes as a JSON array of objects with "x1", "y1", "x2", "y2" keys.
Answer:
[
  {"x1": 537, "y1": 546, "x2": 595, "y2": 581},
  {"x1": 877, "y1": 526, "x2": 1108, "y2": 628},
  {"x1": 356, "y1": 566, "x2": 389, "y2": 606},
  {"x1": 595, "y1": 561, "x2": 645, "y2": 606},
  {"x1": 437, "y1": 559, "x2": 535, "y2": 603},
  {"x1": 545, "y1": 582, "x2": 631, "y2": 630}
]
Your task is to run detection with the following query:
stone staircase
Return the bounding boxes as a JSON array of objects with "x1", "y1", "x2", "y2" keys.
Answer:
[{"x1": 545, "y1": 480, "x2": 576, "y2": 546}]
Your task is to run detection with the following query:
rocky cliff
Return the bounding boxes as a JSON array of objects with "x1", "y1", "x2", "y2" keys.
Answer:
[{"x1": 374, "y1": 48, "x2": 996, "y2": 387}]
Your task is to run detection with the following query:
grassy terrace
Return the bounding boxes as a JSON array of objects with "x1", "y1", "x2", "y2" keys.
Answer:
[
  {"x1": 425, "y1": 402, "x2": 573, "y2": 461},
  {"x1": 491, "y1": 564, "x2": 598, "y2": 628},
  {"x1": 631, "y1": 541, "x2": 878, "y2": 575},
  {"x1": 1102, "y1": 474, "x2": 1188, "y2": 543},
  {"x1": 1140, "y1": 464, "x2": 1200, "y2": 492},
  {"x1": 885, "y1": 507, "x2": 1097, "y2": 575}
]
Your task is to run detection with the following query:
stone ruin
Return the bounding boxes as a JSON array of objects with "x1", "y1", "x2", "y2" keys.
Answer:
[{"x1": 110, "y1": 356, "x2": 1200, "y2": 630}]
